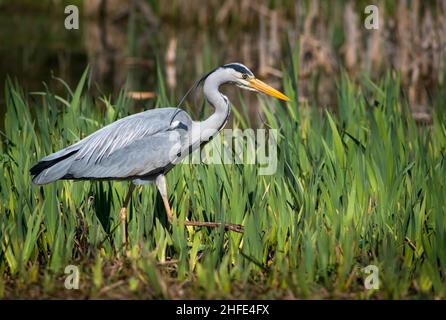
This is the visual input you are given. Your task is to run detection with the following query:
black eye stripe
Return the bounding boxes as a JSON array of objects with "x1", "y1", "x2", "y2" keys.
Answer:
[{"x1": 223, "y1": 63, "x2": 253, "y2": 76}]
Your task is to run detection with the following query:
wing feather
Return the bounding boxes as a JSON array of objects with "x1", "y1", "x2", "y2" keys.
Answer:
[
  {"x1": 75, "y1": 108, "x2": 173, "y2": 161},
  {"x1": 32, "y1": 107, "x2": 192, "y2": 183},
  {"x1": 66, "y1": 107, "x2": 191, "y2": 179}
]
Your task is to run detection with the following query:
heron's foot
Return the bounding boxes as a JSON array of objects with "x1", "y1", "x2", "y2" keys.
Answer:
[{"x1": 183, "y1": 221, "x2": 244, "y2": 233}]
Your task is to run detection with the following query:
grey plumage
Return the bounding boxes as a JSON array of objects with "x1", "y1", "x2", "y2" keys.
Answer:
[{"x1": 31, "y1": 108, "x2": 194, "y2": 184}]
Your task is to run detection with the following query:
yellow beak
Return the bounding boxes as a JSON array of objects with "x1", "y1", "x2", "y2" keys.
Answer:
[{"x1": 249, "y1": 78, "x2": 290, "y2": 101}]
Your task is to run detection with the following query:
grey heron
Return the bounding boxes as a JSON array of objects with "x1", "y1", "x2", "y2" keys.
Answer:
[{"x1": 30, "y1": 63, "x2": 290, "y2": 244}]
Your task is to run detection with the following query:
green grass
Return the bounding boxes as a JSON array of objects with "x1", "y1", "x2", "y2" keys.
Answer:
[{"x1": 0, "y1": 65, "x2": 446, "y2": 299}]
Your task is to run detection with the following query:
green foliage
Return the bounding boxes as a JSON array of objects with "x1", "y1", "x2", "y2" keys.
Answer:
[{"x1": 0, "y1": 66, "x2": 445, "y2": 299}]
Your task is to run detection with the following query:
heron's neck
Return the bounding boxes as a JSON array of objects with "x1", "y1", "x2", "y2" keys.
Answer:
[{"x1": 194, "y1": 73, "x2": 230, "y2": 142}]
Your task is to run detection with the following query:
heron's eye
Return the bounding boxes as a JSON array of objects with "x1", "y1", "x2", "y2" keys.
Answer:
[{"x1": 242, "y1": 73, "x2": 248, "y2": 80}]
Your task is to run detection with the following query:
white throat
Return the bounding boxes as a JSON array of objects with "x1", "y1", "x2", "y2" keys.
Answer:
[{"x1": 191, "y1": 68, "x2": 232, "y2": 144}]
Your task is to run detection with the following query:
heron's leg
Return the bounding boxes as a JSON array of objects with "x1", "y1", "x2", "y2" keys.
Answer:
[
  {"x1": 155, "y1": 175, "x2": 243, "y2": 233},
  {"x1": 120, "y1": 183, "x2": 135, "y2": 244},
  {"x1": 155, "y1": 174, "x2": 174, "y2": 223}
]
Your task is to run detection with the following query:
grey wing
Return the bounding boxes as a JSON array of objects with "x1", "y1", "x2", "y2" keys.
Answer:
[{"x1": 31, "y1": 108, "x2": 192, "y2": 184}]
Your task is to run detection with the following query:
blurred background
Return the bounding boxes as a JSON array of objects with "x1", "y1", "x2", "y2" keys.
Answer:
[{"x1": 0, "y1": 0, "x2": 445, "y2": 125}]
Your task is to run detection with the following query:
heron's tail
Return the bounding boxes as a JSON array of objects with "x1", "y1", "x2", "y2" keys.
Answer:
[{"x1": 30, "y1": 149, "x2": 78, "y2": 185}]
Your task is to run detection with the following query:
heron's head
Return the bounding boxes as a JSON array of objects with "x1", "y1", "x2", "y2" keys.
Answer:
[{"x1": 220, "y1": 63, "x2": 290, "y2": 101}]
